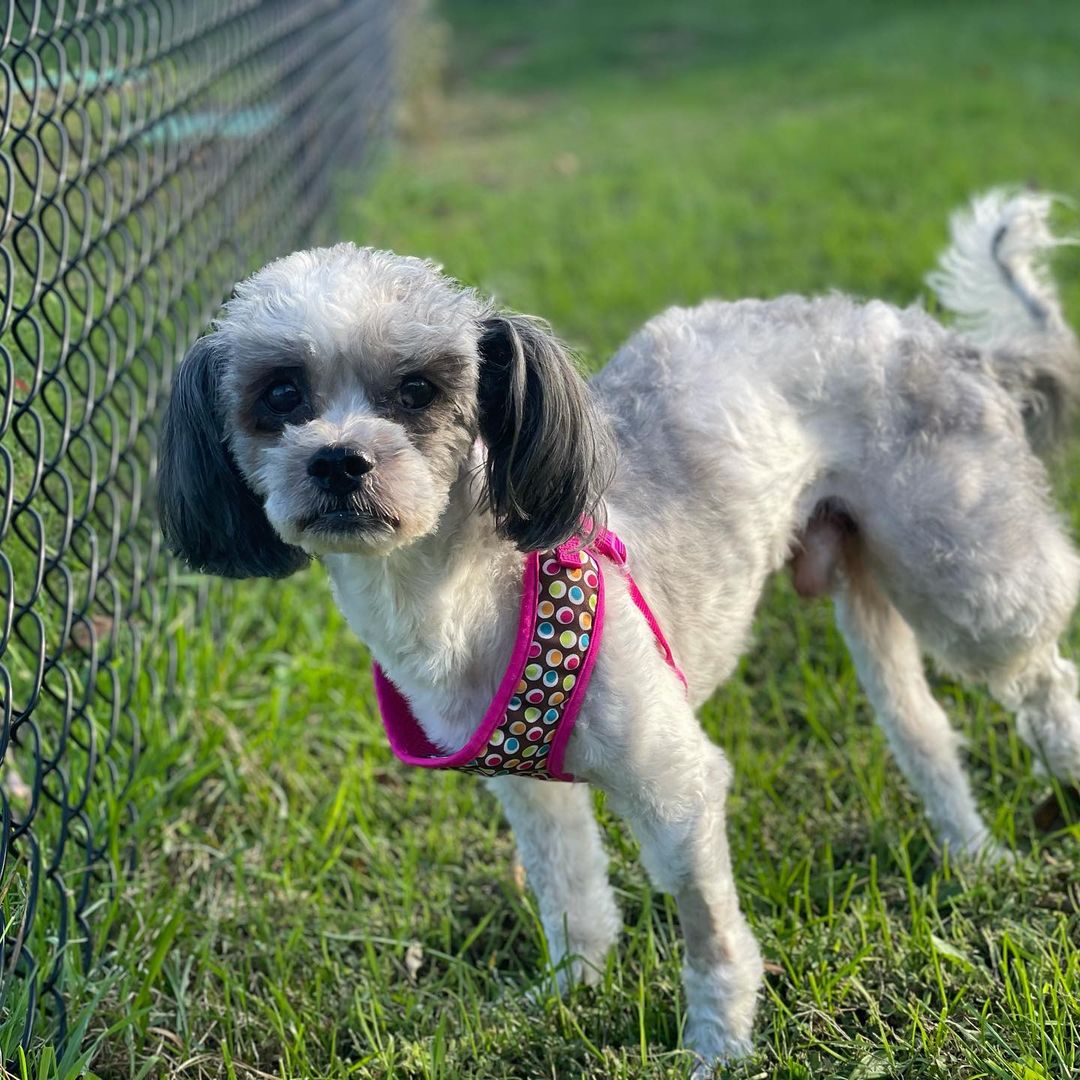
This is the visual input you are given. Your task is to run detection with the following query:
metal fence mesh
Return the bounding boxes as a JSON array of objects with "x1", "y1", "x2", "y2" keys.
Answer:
[{"x1": 0, "y1": 0, "x2": 397, "y2": 1055}]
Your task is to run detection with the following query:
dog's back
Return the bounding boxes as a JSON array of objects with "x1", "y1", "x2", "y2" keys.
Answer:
[
  {"x1": 597, "y1": 190, "x2": 1077, "y2": 469},
  {"x1": 591, "y1": 191, "x2": 1079, "y2": 700}
]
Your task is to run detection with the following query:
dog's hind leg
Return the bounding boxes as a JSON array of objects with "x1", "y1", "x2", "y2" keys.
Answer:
[
  {"x1": 487, "y1": 776, "x2": 621, "y2": 991},
  {"x1": 832, "y1": 552, "x2": 1001, "y2": 858},
  {"x1": 842, "y1": 439, "x2": 1080, "y2": 822},
  {"x1": 990, "y1": 649, "x2": 1080, "y2": 787}
]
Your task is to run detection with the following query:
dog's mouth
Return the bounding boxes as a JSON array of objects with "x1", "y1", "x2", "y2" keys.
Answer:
[{"x1": 299, "y1": 507, "x2": 400, "y2": 537}]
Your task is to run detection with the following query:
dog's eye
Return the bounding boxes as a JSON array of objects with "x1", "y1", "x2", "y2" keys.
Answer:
[
  {"x1": 265, "y1": 380, "x2": 303, "y2": 414},
  {"x1": 399, "y1": 375, "x2": 437, "y2": 411}
]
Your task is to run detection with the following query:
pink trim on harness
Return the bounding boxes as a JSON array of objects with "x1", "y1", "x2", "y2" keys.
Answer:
[
  {"x1": 580, "y1": 530, "x2": 687, "y2": 691},
  {"x1": 373, "y1": 528, "x2": 684, "y2": 781}
]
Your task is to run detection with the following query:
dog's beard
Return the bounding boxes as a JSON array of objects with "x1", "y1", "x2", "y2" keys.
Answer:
[
  {"x1": 261, "y1": 461, "x2": 446, "y2": 556},
  {"x1": 294, "y1": 485, "x2": 402, "y2": 551}
]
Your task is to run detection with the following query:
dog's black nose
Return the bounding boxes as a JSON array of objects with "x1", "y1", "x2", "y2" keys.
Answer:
[{"x1": 307, "y1": 445, "x2": 374, "y2": 496}]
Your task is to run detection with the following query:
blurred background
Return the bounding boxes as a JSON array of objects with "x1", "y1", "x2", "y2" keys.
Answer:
[{"x1": 2, "y1": 1, "x2": 1078, "y2": 1077}]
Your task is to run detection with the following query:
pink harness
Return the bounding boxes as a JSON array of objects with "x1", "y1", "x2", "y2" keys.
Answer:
[{"x1": 373, "y1": 528, "x2": 685, "y2": 781}]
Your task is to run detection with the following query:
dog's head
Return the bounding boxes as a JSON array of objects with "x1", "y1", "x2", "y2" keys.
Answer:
[{"x1": 158, "y1": 245, "x2": 614, "y2": 577}]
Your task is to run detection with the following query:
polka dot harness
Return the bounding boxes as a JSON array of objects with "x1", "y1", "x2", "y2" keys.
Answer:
[{"x1": 372, "y1": 528, "x2": 685, "y2": 782}]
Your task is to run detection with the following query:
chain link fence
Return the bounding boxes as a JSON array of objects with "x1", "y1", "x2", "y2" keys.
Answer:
[{"x1": 0, "y1": 0, "x2": 398, "y2": 1058}]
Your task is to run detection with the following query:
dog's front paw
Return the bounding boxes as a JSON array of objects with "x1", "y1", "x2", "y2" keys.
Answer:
[
  {"x1": 685, "y1": 1029, "x2": 753, "y2": 1078},
  {"x1": 523, "y1": 952, "x2": 605, "y2": 1004},
  {"x1": 681, "y1": 957, "x2": 760, "y2": 1075},
  {"x1": 948, "y1": 829, "x2": 1015, "y2": 868}
]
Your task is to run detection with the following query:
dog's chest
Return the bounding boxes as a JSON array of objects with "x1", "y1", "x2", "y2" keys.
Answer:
[{"x1": 324, "y1": 549, "x2": 521, "y2": 751}]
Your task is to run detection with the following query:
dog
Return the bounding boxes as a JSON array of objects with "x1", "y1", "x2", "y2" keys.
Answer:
[{"x1": 158, "y1": 190, "x2": 1080, "y2": 1069}]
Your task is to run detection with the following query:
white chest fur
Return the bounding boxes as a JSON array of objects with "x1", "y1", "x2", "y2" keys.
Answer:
[{"x1": 323, "y1": 513, "x2": 524, "y2": 754}]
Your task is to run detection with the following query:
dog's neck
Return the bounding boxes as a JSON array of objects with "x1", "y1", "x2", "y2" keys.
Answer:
[{"x1": 322, "y1": 470, "x2": 524, "y2": 750}]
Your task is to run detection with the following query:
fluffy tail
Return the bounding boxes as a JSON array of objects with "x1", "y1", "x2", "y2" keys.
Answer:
[{"x1": 926, "y1": 188, "x2": 1080, "y2": 452}]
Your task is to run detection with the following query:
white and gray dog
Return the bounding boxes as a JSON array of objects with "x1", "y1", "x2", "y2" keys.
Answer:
[{"x1": 160, "y1": 190, "x2": 1080, "y2": 1068}]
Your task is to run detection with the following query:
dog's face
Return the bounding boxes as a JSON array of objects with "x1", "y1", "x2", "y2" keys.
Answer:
[
  {"x1": 158, "y1": 244, "x2": 613, "y2": 578},
  {"x1": 218, "y1": 246, "x2": 484, "y2": 558}
]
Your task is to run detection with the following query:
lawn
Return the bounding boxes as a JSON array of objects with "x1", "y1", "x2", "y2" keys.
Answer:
[{"x1": 85, "y1": 1, "x2": 1080, "y2": 1077}]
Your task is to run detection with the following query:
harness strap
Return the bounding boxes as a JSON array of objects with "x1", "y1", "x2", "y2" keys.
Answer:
[
  {"x1": 375, "y1": 525, "x2": 687, "y2": 783},
  {"x1": 559, "y1": 528, "x2": 687, "y2": 689}
]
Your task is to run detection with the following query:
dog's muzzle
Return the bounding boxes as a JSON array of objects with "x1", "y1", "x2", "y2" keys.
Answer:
[{"x1": 298, "y1": 443, "x2": 399, "y2": 538}]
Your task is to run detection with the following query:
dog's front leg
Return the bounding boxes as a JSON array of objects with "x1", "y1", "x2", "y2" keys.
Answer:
[
  {"x1": 602, "y1": 722, "x2": 763, "y2": 1072},
  {"x1": 487, "y1": 776, "x2": 621, "y2": 991}
]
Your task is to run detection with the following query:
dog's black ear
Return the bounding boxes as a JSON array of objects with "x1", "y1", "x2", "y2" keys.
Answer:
[
  {"x1": 477, "y1": 314, "x2": 615, "y2": 551},
  {"x1": 158, "y1": 336, "x2": 310, "y2": 579}
]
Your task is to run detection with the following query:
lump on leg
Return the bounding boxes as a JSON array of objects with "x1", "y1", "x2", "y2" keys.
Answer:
[
  {"x1": 990, "y1": 648, "x2": 1080, "y2": 835},
  {"x1": 815, "y1": 438, "x2": 1080, "y2": 844}
]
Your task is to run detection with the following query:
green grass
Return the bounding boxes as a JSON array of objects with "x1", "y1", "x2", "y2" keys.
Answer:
[{"x1": 82, "y1": 0, "x2": 1080, "y2": 1076}]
